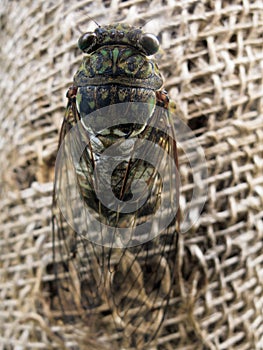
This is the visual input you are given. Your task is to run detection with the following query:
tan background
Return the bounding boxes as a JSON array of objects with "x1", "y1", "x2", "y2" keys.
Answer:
[{"x1": 0, "y1": 1, "x2": 262, "y2": 349}]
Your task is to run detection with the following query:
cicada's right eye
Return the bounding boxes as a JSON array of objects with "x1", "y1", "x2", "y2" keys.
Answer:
[
  {"x1": 78, "y1": 32, "x2": 97, "y2": 52},
  {"x1": 139, "y1": 33, "x2": 160, "y2": 55}
]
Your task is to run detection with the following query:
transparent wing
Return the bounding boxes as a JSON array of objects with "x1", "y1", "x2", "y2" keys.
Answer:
[{"x1": 51, "y1": 88, "x2": 180, "y2": 348}]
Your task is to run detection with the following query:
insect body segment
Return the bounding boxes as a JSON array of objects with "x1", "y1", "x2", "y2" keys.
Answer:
[{"x1": 52, "y1": 23, "x2": 179, "y2": 348}]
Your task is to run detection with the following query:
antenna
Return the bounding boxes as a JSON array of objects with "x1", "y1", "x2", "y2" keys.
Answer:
[
  {"x1": 86, "y1": 15, "x2": 101, "y2": 28},
  {"x1": 76, "y1": 14, "x2": 101, "y2": 34},
  {"x1": 139, "y1": 18, "x2": 154, "y2": 29}
]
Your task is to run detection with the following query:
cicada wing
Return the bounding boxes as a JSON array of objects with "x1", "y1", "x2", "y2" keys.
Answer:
[
  {"x1": 51, "y1": 92, "x2": 180, "y2": 348},
  {"x1": 101, "y1": 100, "x2": 180, "y2": 347},
  {"x1": 51, "y1": 91, "x2": 104, "y2": 322}
]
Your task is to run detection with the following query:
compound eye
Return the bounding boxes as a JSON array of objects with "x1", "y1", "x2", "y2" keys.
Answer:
[
  {"x1": 140, "y1": 33, "x2": 159, "y2": 55},
  {"x1": 78, "y1": 32, "x2": 97, "y2": 52}
]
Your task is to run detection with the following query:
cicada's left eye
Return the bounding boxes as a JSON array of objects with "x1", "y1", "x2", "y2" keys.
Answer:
[
  {"x1": 139, "y1": 33, "x2": 160, "y2": 55},
  {"x1": 78, "y1": 32, "x2": 97, "y2": 52}
]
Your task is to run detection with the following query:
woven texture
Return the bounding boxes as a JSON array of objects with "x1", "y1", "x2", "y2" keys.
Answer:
[{"x1": 0, "y1": 0, "x2": 263, "y2": 349}]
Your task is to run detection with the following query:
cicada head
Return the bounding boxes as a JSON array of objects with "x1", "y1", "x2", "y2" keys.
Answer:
[
  {"x1": 78, "y1": 23, "x2": 160, "y2": 56},
  {"x1": 74, "y1": 23, "x2": 163, "y2": 91}
]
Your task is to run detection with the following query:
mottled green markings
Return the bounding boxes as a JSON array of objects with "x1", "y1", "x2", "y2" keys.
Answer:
[
  {"x1": 88, "y1": 100, "x2": 95, "y2": 110},
  {"x1": 74, "y1": 23, "x2": 163, "y2": 136},
  {"x1": 112, "y1": 47, "x2": 119, "y2": 74},
  {"x1": 76, "y1": 92, "x2": 82, "y2": 109},
  {"x1": 77, "y1": 85, "x2": 156, "y2": 134},
  {"x1": 78, "y1": 47, "x2": 162, "y2": 87},
  {"x1": 74, "y1": 48, "x2": 162, "y2": 89}
]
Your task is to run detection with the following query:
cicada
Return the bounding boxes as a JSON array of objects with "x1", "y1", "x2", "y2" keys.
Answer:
[{"x1": 52, "y1": 23, "x2": 180, "y2": 349}]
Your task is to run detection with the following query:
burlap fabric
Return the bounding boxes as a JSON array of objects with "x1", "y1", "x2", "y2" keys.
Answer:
[{"x1": 0, "y1": 1, "x2": 262, "y2": 349}]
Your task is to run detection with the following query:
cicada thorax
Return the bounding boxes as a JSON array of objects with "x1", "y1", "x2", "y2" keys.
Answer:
[{"x1": 70, "y1": 30, "x2": 168, "y2": 231}]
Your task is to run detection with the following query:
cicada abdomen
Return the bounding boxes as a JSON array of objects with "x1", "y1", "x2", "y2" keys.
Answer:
[{"x1": 52, "y1": 23, "x2": 180, "y2": 349}]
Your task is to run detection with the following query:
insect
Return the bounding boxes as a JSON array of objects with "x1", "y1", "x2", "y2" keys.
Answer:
[{"x1": 52, "y1": 23, "x2": 180, "y2": 349}]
